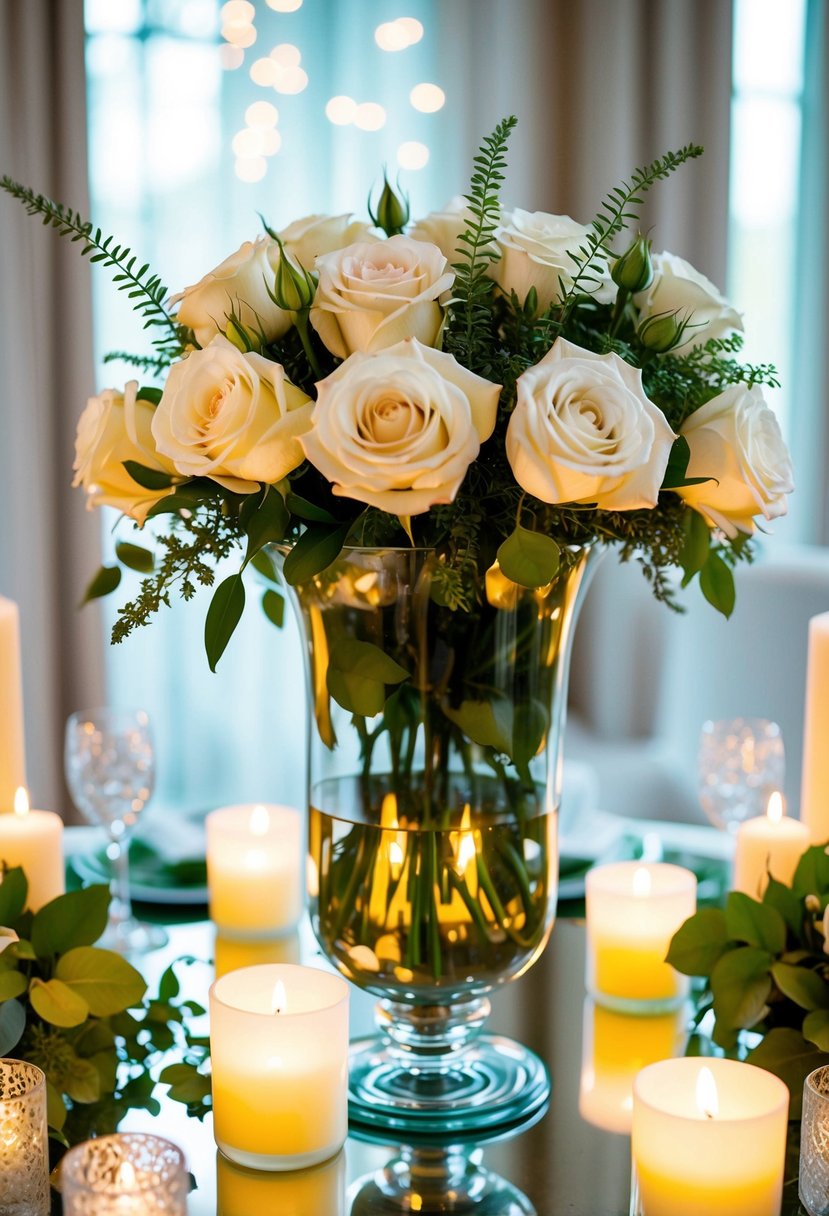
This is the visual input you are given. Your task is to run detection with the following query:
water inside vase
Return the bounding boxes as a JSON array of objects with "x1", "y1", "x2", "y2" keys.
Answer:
[{"x1": 309, "y1": 775, "x2": 558, "y2": 1004}]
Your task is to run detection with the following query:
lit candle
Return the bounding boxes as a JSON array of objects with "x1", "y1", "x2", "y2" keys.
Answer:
[
  {"x1": 209, "y1": 963, "x2": 349, "y2": 1170},
  {"x1": 207, "y1": 804, "x2": 303, "y2": 938},
  {"x1": 802, "y1": 613, "x2": 829, "y2": 843},
  {"x1": 0, "y1": 1060, "x2": 49, "y2": 1216},
  {"x1": 733, "y1": 791, "x2": 809, "y2": 898},
  {"x1": 213, "y1": 929, "x2": 301, "y2": 979},
  {"x1": 0, "y1": 596, "x2": 26, "y2": 812},
  {"x1": 585, "y1": 862, "x2": 696, "y2": 1012},
  {"x1": 0, "y1": 788, "x2": 64, "y2": 911},
  {"x1": 578, "y1": 999, "x2": 687, "y2": 1134},
  {"x1": 632, "y1": 1058, "x2": 789, "y2": 1216},
  {"x1": 60, "y1": 1132, "x2": 188, "y2": 1215},
  {"x1": 216, "y1": 1146, "x2": 346, "y2": 1215}
]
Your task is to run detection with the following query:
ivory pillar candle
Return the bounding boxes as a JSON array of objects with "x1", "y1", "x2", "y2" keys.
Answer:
[
  {"x1": 207, "y1": 804, "x2": 303, "y2": 938},
  {"x1": 733, "y1": 791, "x2": 809, "y2": 898},
  {"x1": 216, "y1": 1146, "x2": 346, "y2": 1216},
  {"x1": 0, "y1": 788, "x2": 64, "y2": 910},
  {"x1": 585, "y1": 862, "x2": 696, "y2": 1012},
  {"x1": 631, "y1": 1058, "x2": 789, "y2": 1216},
  {"x1": 802, "y1": 613, "x2": 829, "y2": 843},
  {"x1": 209, "y1": 963, "x2": 349, "y2": 1171},
  {"x1": 0, "y1": 1059, "x2": 49, "y2": 1216},
  {"x1": 0, "y1": 597, "x2": 26, "y2": 812}
]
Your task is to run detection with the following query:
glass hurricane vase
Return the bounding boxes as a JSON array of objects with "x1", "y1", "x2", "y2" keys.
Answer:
[{"x1": 279, "y1": 544, "x2": 599, "y2": 1133}]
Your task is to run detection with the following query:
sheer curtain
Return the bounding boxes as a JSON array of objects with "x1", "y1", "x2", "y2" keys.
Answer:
[{"x1": 0, "y1": 0, "x2": 104, "y2": 817}]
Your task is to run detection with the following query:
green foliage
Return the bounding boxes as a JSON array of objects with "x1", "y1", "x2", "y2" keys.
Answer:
[
  {"x1": 497, "y1": 526, "x2": 560, "y2": 588},
  {"x1": 204, "y1": 574, "x2": 246, "y2": 672},
  {"x1": 327, "y1": 638, "x2": 410, "y2": 717},
  {"x1": 82, "y1": 565, "x2": 121, "y2": 605}
]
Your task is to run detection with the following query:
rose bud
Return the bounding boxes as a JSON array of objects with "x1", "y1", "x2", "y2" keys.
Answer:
[
  {"x1": 637, "y1": 310, "x2": 690, "y2": 353},
  {"x1": 369, "y1": 173, "x2": 410, "y2": 236},
  {"x1": 270, "y1": 240, "x2": 317, "y2": 313},
  {"x1": 612, "y1": 234, "x2": 654, "y2": 294}
]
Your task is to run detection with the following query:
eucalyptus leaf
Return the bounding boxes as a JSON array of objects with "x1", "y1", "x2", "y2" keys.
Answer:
[
  {"x1": 679, "y1": 507, "x2": 710, "y2": 585},
  {"x1": 29, "y1": 978, "x2": 89, "y2": 1028},
  {"x1": 31, "y1": 885, "x2": 110, "y2": 956},
  {"x1": 115, "y1": 541, "x2": 154, "y2": 574},
  {"x1": 442, "y1": 699, "x2": 512, "y2": 753},
  {"x1": 262, "y1": 589, "x2": 285, "y2": 628},
  {"x1": 725, "y1": 891, "x2": 786, "y2": 953},
  {"x1": 710, "y1": 945, "x2": 773, "y2": 1046},
  {"x1": 64, "y1": 1057, "x2": 101, "y2": 1105},
  {"x1": 0, "y1": 998, "x2": 25, "y2": 1055},
  {"x1": 803, "y1": 1009, "x2": 829, "y2": 1051},
  {"x1": 771, "y1": 962, "x2": 829, "y2": 1012},
  {"x1": 45, "y1": 1081, "x2": 67, "y2": 1131},
  {"x1": 242, "y1": 488, "x2": 289, "y2": 567},
  {"x1": 700, "y1": 552, "x2": 735, "y2": 619},
  {"x1": 122, "y1": 460, "x2": 176, "y2": 490},
  {"x1": 793, "y1": 846, "x2": 829, "y2": 898},
  {"x1": 327, "y1": 639, "x2": 409, "y2": 718},
  {"x1": 0, "y1": 971, "x2": 27, "y2": 1001},
  {"x1": 747, "y1": 1027, "x2": 826, "y2": 1119},
  {"x1": 0, "y1": 867, "x2": 28, "y2": 924},
  {"x1": 250, "y1": 550, "x2": 278, "y2": 583},
  {"x1": 497, "y1": 526, "x2": 560, "y2": 589},
  {"x1": 204, "y1": 573, "x2": 245, "y2": 673},
  {"x1": 81, "y1": 565, "x2": 121, "y2": 605},
  {"x1": 55, "y1": 947, "x2": 147, "y2": 1016},
  {"x1": 665, "y1": 906, "x2": 729, "y2": 976},
  {"x1": 286, "y1": 492, "x2": 337, "y2": 525},
  {"x1": 282, "y1": 522, "x2": 351, "y2": 585},
  {"x1": 763, "y1": 877, "x2": 804, "y2": 937},
  {"x1": 160, "y1": 1062, "x2": 212, "y2": 1104}
]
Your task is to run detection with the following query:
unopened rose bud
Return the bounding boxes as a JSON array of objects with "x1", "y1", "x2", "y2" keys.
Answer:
[
  {"x1": 369, "y1": 173, "x2": 410, "y2": 236},
  {"x1": 612, "y1": 234, "x2": 653, "y2": 294},
  {"x1": 270, "y1": 240, "x2": 316, "y2": 313},
  {"x1": 807, "y1": 894, "x2": 822, "y2": 914},
  {"x1": 638, "y1": 310, "x2": 689, "y2": 353},
  {"x1": 225, "y1": 317, "x2": 254, "y2": 352}
]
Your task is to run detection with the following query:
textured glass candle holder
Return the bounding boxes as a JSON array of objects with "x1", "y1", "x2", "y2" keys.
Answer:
[
  {"x1": 800, "y1": 1065, "x2": 829, "y2": 1215},
  {"x1": 60, "y1": 1133, "x2": 188, "y2": 1215},
  {"x1": 0, "y1": 1059, "x2": 49, "y2": 1216}
]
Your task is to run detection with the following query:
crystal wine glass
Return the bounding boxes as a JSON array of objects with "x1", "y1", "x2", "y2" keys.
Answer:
[
  {"x1": 64, "y1": 708, "x2": 167, "y2": 953},
  {"x1": 698, "y1": 717, "x2": 785, "y2": 833}
]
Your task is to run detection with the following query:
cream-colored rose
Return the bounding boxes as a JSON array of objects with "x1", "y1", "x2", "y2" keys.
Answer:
[
  {"x1": 309, "y1": 235, "x2": 454, "y2": 359},
  {"x1": 279, "y1": 213, "x2": 378, "y2": 268},
  {"x1": 301, "y1": 337, "x2": 501, "y2": 515},
  {"x1": 493, "y1": 209, "x2": 615, "y2": 313},
  {"x1": 73, "y1": 382, "x2": 177, "y2": 523},
  {"x1": 171, "y1": 237, "x2": 290, "y2": 348},
  {"x1": 635, "y1": 252, "x2": 743, "y2": 354},
  {"x1": 677, "y1": 384, "x2": 793, "y2": 537},
  {"x1": 152, "y1": 337, "x2": 313, "y2": 493},
  {"x1": 0, "y1": 928, "x2": 19, "y2": 955},
  {"x1": 506, "y1": 338, "x2": 675, "y2": 509},
  {"x1": 409, "y1": 196, "x2": 479, "y2": 264}
]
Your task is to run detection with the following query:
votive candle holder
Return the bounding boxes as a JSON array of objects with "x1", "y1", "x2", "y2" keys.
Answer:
[
  {"x1": 60, "y1": 1133, "x2": 189, "y2": 1215},
  {"x1": 0, "y1": 1058, "x2": 49, "y2": 1216},
  {"x1": 800, "y1": 1064, "x2": 829, "y2": 1215}
]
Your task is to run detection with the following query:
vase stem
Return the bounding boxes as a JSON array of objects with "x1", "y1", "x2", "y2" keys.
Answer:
[{"x1": 376, "y1": 997, "x2": 491, "y2": 1063}]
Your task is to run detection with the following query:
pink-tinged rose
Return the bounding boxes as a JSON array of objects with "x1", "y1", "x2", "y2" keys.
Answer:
[
  {"x1": 309, "y1": 235, "x2": 454, "y2": 359},
  {"x1": 301, "y1": 338, "x2": 501, "y2": 515},
  {"x1": 677, "y1": 384, "x2": 794, "y2": 537},
  {"x1": 506, "y1": 338, "x2": 675, "y2": 510}
]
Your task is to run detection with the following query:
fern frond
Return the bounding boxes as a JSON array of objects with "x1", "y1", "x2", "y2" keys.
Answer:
[
  {"x1": 103, "y1": 349, "x2": 176, "y2": 376},
  {"x1": 1, "y1": 176, "x2": 185, "y2": 352}
]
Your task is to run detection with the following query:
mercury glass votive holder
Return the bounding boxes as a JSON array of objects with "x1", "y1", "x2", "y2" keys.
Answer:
[
  {"x1": 0, "y1": 1059, "x2": 49, "y2": 1216},
  {"x1": 800, "y1": 1065, "x2": 829, "y2": 1215},
  {"x1": 60, "y1": 1133, "x2": 189, "y2": 1216}
]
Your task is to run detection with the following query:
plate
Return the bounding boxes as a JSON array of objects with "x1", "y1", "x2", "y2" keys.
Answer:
[{"x1": 70, "y1": 837, "x2": 208, "y2": 906}]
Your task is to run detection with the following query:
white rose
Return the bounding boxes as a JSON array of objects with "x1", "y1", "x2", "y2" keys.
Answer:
[
  {"x1": 73, "y1": 382, "x2": 177, "y2": 523},
  {"x1": 279, "y1": 213, "x2": 378, "y2": 268},
  {"x1": 677, "y1": 384, "x2": 794, "y2": 537},
  {"x1": 152, "y1": 336, "x2": 313, "y2": 493},
  {"x1": 171, "y1": 237, "x2": 290, "y2": 348},
  {"x1": 492, "y1": 209, "x2": 615, "y2": 313},
  {"x1": 409, "y1": 196, "x2": 478, "y2": 264},
  {"x1": 301, "y1": 337, "x2": 501, "y2": 515},
  {"x1": 506, "y1": 338, "x2": 675, "y2": 510},
  {"x1": 635, "y1": 252, "x2": 743, "y2": 353},
  {"x1": 0, "y1": 928, "x2": 19, "y2": 955},
  {"x1": 309, "y1": 235, "x2": 454, "y2": 359}
]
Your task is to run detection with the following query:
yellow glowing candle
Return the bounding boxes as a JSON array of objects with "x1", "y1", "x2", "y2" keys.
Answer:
[
  {"x1": 216, "y1": 1146, "x2": 345, "y2": 1215},
  {"x1": 632, "y1": 1058, "x2": 789, "y2": 1216},
  {"x1": 733, "y1": 791, "x2": 809, "y2": 899},
  {"x1": 209, "y1": 964, "x2": 348, "y2": 1171},
  {"x1": 213, "y1": 929, "x2": 301, "y2": 979},
  {"x1": 802, "y1": 612, "x2": 829, "y2": 843},
  {"x1": 585, "y1": 862, "x2": 696, "y2": 1012},
  {"x1": 207, "y1": 804, "x2": 303, "y2": 939},
  {"x1": 578, "y1": 999, "x2": 687, "y2": 1134},
  {"x1": 0, "y1": 597, "x2": 26, "y2": 813},
  {"x1": 0, "y1": 788, "x2": 64, "y2": 911}
]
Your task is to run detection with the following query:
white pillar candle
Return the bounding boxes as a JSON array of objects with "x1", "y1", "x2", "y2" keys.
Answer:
[
  {"x1": 209, "y1": 963, "x2": 349, "y2": 1171},
  {"x1": 0, "y1": 788, "x2": 64, "y2": 911},
  {"x1": 733, "y1": 791, "x2": 809, "y2": 898},
  {"x1": 216, "y1": 1145, "x2": 345, "y2": 1215},
  {"x1": 207, "y1": 804, "x2": 303, "y2": 939},
  {"x1": 632, "y1": 1058, "x2": 789, "y2": 1216},
  {"x1": 802, "y1": 612, "x2": 829, "y2": 843},
  {"x1": 0, "y1": 597, "x2": 26, "y2": 812},
  {"x1": 578, "y1": 999, "x2": 687, "y2": 1135},
  {"x1": 0, "y1": 1060, "x2": 49, "y2": 1216},
  {"x1": 585, "y1": 862, "x2": 696, "y2": 1013}
]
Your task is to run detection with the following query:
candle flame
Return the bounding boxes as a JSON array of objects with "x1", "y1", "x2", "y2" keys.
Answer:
[
  {"x1": 13, "y1": 788, "x2": 28, "y2": 819},
  {"x1": 389, "y1": 840, "x2": 405, "y2": 868},
  {"x1": 271, "y1": 979, "x2": 287, "y2": 1015},
  {"x1": 249, "y1": 804, "x2": 270, "y2": 837},
  {"x1": 696, "y1": 1066, "x2": 719, "y2": 1119},
  {"x1": 767, "y1": 791, "x2": 784, "y2": 824},
  {"x1": 380, "y1": 793, "x2": 399, "y2": 829},
  {"x1": 632, "y1": 866, "x2": 652, "y2": 898},
  {"x1": 116, "y1": 1160, "x2": 137, "y2": 1188}
]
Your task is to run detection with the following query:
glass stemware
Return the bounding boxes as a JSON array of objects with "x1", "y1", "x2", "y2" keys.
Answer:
[
  {"x1": 64, "y1": 708, "x2": 167, "y2": 953},
  {"x1": 698, "y1": 717, "x2": 785, "y2": 833}
]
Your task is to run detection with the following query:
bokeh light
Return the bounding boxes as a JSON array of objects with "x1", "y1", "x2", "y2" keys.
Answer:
[
  {"x1": 220, "y1": 0, "x2": 254, "y2": 21},
  {"x1": 270, "y1": 43, "x2": 302, "y2": 67},
  {"x1": 325, "y1": 95, "x2": 357, "y2": 125},
  {"x1": 222, "y1": 22, "x2": 256, "y2": 48},
  {"x1": 354, "y1": 102, "x2": 387, "y2": 131},
  {"x1": 410, "y1": 83, "x2": 445, "y2": 112},
  {"x1": 245, "y1": 101, "x2": 279, "y2": 128},
  {"x1": 220, "y1": 45, "x2": 244, "y2": 70},
  {"x1": 250, "y1": 56, "x2": 279, "y2": 85},
  {"x1": 375, "y1": 21, "x2": 409, "y2": 52},
  {"x1": 273, "y1": 65, "x2": 309, "y2": 94},
  {"x1": 397, "y1": 141, "x2": 430, "y2": 169},
  {"x1": 396, "y1": 17, "x2": 424, "y2": 44},
  {"x1": 266, "y1": 0, "x2": 302, "y2": 10},
  {"x1": 235, "y1": 156, "x2": 267, "y2": 182}
]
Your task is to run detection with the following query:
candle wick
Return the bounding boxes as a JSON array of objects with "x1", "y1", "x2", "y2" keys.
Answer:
[{"x1": 705, "y1": 1110, "x2": 714, "y2": 1120}]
